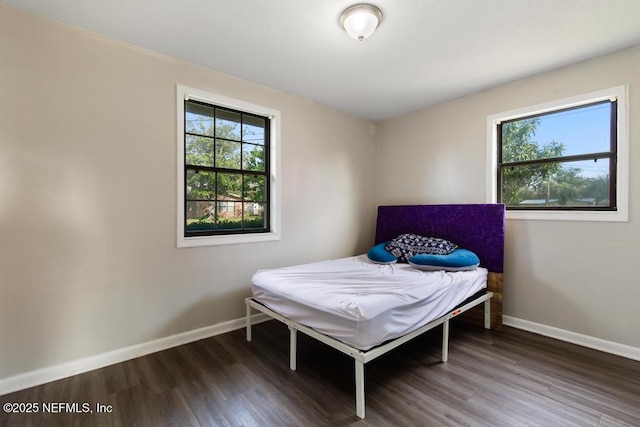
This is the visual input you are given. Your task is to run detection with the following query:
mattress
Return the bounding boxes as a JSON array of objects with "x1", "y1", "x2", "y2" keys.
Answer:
[{"x1": 251, "y1": 255, "x2": 487, "y2": 350}]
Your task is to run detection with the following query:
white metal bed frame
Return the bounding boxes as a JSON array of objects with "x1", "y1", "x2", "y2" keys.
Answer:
[{"x1": 245, "y1": 290, "x2": 493, "y2": 419}]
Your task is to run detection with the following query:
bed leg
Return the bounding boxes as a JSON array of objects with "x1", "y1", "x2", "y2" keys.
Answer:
[
  {"x1": 442, "y1": 319, "x2": 450, "y2": 363},
  {"x1": 484, "y1": 298, "x2": 491, "y2": 330},
  {"x1": 355, "y1": 359, "x2": 365, "y2": 419},
  {"x1": 289, "y1": 326, "x2": 297, "y2": 371},
  {"x1": 246, "y1": 301, "x2": 252, "y2": 342}
]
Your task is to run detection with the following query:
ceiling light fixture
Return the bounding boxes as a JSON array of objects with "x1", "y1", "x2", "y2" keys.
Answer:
[{"x1": 339, "y1": 4, "x2": 383, "y2": 41}]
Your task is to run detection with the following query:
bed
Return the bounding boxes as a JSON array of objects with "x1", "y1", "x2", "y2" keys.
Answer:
[{"x1": 245, "y1": 203, "x2": 505, "y2": 418}]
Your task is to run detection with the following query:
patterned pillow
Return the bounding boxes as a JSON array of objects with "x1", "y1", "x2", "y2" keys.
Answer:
[{"x1": 384, "y1": 234, "x2": 458, "y2": 262}]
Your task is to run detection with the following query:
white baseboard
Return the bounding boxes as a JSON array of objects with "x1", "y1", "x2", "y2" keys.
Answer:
[
  {"x1": 0, "y1": 313, "x2": 270, "y2": 396},
  {"x1": 503, "y1": 315, "x2": 640, "y2": 361}
]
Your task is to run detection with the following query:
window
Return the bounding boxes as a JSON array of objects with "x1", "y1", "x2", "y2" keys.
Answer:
[
  {"x1": 177, "y1": 86, "x2": 280, "y2": 247},
  {"x1": 487, "y1": 86, "x2": 628, "y2": 221}
]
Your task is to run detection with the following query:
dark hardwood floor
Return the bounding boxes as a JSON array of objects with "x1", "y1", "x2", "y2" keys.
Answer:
[{"x1": 1, "y1": 320, "x2": 639, "y2": 426}]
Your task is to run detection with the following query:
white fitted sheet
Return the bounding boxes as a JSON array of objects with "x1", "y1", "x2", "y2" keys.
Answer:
[{"x1": 251, "y1": 255, "x2": 487, "y2": 350}]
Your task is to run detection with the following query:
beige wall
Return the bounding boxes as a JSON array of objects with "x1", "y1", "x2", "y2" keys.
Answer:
[
  {"x1": 0, "y1": 6, "x2": 376, "y2": 380},
  {"x1": 376, "y1": 45, "x2": 640, "y2": 349}
]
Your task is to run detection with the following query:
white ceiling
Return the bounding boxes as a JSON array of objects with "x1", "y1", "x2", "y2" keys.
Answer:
[{"x1": 3, "y1": 0, "x2": 640, "y2": 120}]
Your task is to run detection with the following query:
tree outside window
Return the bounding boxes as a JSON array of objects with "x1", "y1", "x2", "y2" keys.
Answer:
[
  {"x1": 184, "y1": 100, "x2": 270, "y2": 236},
  {"x1": 498, "y1": 101, "x2": 616, "y2": 211}
]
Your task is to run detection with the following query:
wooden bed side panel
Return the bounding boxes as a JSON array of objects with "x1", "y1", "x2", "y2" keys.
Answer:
[{"x1": 457, "y1": 272, "x2": 503, "y2": 331}]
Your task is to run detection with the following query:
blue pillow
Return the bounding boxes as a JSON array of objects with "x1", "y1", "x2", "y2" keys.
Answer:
[
  {"x1": 367, "y1": 242, "x2": 397, "y2": 264},
  {"x1": 408, "y1": 248, "x2": 480, "y2": 271}
]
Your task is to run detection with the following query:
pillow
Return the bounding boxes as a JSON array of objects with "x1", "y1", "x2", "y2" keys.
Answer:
[
  {"x1": 367, "y1": 242, "x2": 397, "y2": 264},
  {"x1": 385, "y1": 233, "x2": 458, "y2": 262},
  {"x1": 408, "y1": 248, "x2": 480, "y2": 271}
]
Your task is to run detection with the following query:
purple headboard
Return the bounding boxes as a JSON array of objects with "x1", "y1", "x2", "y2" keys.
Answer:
[{"x1": 375, "y1": 204, "x2": 505, "y2": 273}]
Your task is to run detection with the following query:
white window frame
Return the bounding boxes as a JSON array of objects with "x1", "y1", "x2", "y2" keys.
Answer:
[
  {"x1": 176, "y1": 85, "x2": 281, "y2": 247},
  {"x1": 486, "y1": 85, "x2": 628, "y2": 222}
]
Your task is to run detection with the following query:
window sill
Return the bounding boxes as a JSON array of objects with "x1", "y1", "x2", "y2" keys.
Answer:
[
  {"x1": 177, "y1": 231, "x2": 281, "y2": 248},
  {"x1": 506, "y1": 210, "x2": 627, "y2": 222}
]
